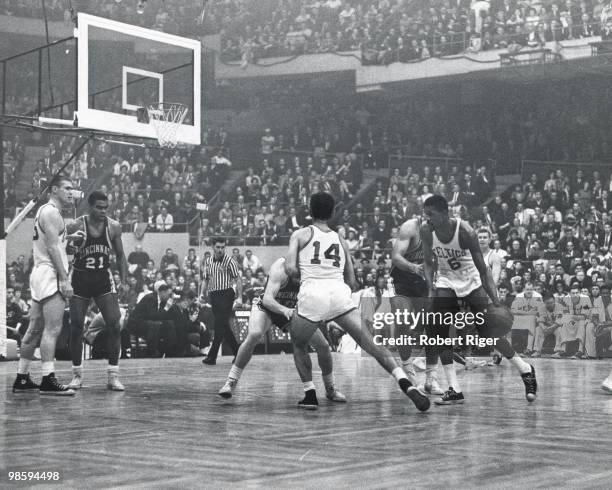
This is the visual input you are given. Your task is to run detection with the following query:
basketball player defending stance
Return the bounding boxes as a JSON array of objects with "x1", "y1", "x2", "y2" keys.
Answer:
[
  {"x1": 421, "y1": 195, "x2": 537, "y2": 404},
  {"x1": 390, "y1": 217, "x2": 443, "y2": 395},
  {"x1": 67, "y1": 191, "x2": 128, "y2": 391},
  {"x1": 218, "y1": 257, "x2": 346, "y2": 405},
  {"x1": 286, "y1": 192, "x2": 430, "y2": 412},
  {"x1": 12, "y1": 175, "x2": 76, "y2": 395}
]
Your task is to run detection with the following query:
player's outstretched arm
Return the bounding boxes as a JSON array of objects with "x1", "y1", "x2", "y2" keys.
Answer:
[
  {"x1": 391, "y1": 219, "x2": 422, "y2": 275},
  {"x1": 109, "y1": 218, "x2": 128, "y2": 284},
  {"x1": 262, "y1": 260, "x2": 293, "y2": 320},
  {"x1": 339, "y1": 235, "x2": 358, "y2": 292},
  {"x1": 421, "y1": 222, "x2": 436, "y2": 292},
  {"x1": 460, "y1": 223, "x2": 499, "y2": 304},
  {"x1": 285, "y1": 228, "x2": 307, "y2": 280}
]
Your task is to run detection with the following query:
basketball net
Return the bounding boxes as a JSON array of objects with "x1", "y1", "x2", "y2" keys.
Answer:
[{"x1": 147, "y1": 102, "x2": 188, "y2": 148}]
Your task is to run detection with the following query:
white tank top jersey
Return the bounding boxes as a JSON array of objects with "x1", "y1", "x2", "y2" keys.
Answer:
[
  {"x1": 32, "y1": 202, "x2": 69, "y2": 273},
  {"x1": 298, "y1": 225, "x2": 346, "y2": 283},
  {"x1": 432, "y1": 218, "x2": 482, "y2": 296}
]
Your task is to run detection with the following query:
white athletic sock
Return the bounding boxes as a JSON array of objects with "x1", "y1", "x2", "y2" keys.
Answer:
[
  {"x1": 73, "y1": 364, "x2": 83, "y2": 374},
  {"x1": 303, "y1": 381, "x2": 316, "y2": 392},
  {"x1": 443, "y1": 364, "x2": 461, "y2": 393},
  {"x1": 228, "y1": 365, "x2": 243, "y2": 382},
  {"x1": 17, "y1": 358, "x2": 31, "y2": 375},
  {"x1": 425, "y1": 364, "x2": 438, "y2": 385},
  {"x1": 107, "y1": 365, "x2": 119, "y2": 374},
  {"x1": 322, "y1": 373, "x2": 334, "y2": 391},
  {"x1": 392, "y1": 367, "x2": 408, "y2": 381},
  {"x1": 509, "y1": 355, "x2": 532, "y2": 374},
  {"x1": 41, "y1": 362, "x2": 54, "y2": 377}
]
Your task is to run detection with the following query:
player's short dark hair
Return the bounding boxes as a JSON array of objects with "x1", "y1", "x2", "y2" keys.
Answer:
[
  {"x1": 542, "y1": 293, "x2": 555, "y2": 301},
  {"x1": 423, "y1": 194, "x2": 448, "y2": 213},
  {"x1": 477, "y1": 227, "x2": 491, "y2": 236},
  {"x1": 213, "y1": 236, "x2": 226, "y2": 245},
  {"x1": 49, "y1": 173, "x2": 71, "y2": 190},
  {"x1": 310, "y1": 192, "x2": 335, "y2": 220},
  {"x1": 569, "y1": 282, "x2": 581, "y2": 290},
  {"x1": 88, "y1": 190, "x2": 108, "y2": 206}
]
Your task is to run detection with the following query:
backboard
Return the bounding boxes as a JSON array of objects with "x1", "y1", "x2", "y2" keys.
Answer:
[{"x1": 75, "y1": 13, "x2": 201, "y2": 145}]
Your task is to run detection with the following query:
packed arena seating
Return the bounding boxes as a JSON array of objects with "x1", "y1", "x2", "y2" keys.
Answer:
[
  {"x1": 4, "y1": 2, "x2": 612, "y2": 360},
  {"x1": 4, "y1": 0, "x2": 610, "y2": 65}
]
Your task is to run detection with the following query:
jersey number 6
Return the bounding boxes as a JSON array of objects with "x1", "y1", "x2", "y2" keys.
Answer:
[{"x1": 447, "y1": 257, "x2": 461, "y2": 270}]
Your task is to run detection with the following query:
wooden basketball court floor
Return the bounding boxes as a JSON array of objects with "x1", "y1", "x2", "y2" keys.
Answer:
[{"x1": 1, "y1": 355, "x2": 611, "y2": 489}]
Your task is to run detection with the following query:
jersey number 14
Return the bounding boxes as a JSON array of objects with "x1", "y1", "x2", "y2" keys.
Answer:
[{"x1": 310, "y1": 241, "x2": 341, "y2": 268}]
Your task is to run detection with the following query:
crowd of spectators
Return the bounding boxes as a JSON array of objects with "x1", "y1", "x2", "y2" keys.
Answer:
[
  {"x1": 3, "y1": 0, "x2": 611, "y2": 67},
  {"x1": 3, "y1": 129, "x2": 232, "y2": 241}
]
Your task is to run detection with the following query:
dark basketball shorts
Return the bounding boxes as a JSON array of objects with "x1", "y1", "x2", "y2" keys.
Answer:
[
  {"x1": 429, "y1": 286, "x2": 503, "y2": 339},
  {"x1": 71, "y1": 269, "x2": 116, "y2": 300},
  {"x1": 255, "y1": 296, "x2": 291, "y2": 332},
  {"x1": 390, "y1": 267, "x2": 428, "y2": 298}
]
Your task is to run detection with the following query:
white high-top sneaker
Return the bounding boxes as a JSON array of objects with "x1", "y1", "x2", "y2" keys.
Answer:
[
  {"x1": 107, "y1": 371, "x2": 125, "y2": 391},
  {"x1": 602, "y1": 375, "x2": 612, "y2": 394},
  {"x1": 424, "y1": 372, "x2": 445, "y2": 396},
  {"x1": 67, "y1": 366, "x2": 83, "y2": 390}
]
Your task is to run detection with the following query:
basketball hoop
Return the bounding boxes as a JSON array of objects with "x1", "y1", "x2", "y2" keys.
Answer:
[{"x1": 146, "y1": 102, "x2": 188, "y2": 148}]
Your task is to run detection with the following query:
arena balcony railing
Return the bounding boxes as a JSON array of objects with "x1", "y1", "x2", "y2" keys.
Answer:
[
  {"x1": 521, "y1": 159, "x2": 612, "y2": 184},
  {"x1": 387, "y1": 153, "x2": 497, "y2": 176},
  {"x1": 222, "y1": 18, "x2": 608, "y2": 65}
]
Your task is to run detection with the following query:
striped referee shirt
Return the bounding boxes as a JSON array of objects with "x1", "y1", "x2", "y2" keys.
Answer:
[{"x1": 203, "y1": 254, "x2": 240, "y2": 292}]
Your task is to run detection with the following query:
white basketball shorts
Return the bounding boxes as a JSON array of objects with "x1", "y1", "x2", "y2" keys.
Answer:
[
  {"x1": 29, "y1": 264, "x2": 61, "y2": 303},
  {"x1": 297, "y1": 279, "x2": 356, "y2": 323}
]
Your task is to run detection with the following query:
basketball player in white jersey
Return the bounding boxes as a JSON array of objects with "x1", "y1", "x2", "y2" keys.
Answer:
[
  {"x1": 285, "y1": 192, "x2": 430, "y2": 412},
  {"x1": 390, "y1": 217, "x2": 443, "y2": 395},
  {"x1": 478, "y1": 227, "x2": 503, "y2": 366},
  {"x1": 421, "y1": 195, "x2": 537, "y2": 405},
  {"x1": 218, "y1": 257, "x2": 346, "y2": 405},
  {"x1": 12, "y1": 175, "x2": 77, "y2": 396},
  {"x1": 478, "y1": 228, "x2": 501, "y2": 285}
]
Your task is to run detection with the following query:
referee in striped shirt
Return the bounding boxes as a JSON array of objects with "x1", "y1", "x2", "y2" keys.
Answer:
[{"x1": 201, "y1": 237, "x2": 243, "y2": 365}]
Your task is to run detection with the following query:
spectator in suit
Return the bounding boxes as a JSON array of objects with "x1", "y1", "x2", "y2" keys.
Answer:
[
  {"x1": 287, "y1": 206, "x2": 301, "y2": 231},
  {"x1": 448, "y1": 183, "x2": 466, "y2": 207},
  {"x1": 600, "y1": 223, "x2": 612, "y2": 249},
  {"x1": 127, "y1": 282, "x2": 178, "y2": 357},
  {"x1": 371, "y1": 219, "x2": 390, "y2": 253},
  {"x1": 495, "y1": 202, "x2": 514, "y2": 241},
  {"x1": 369, "y1": 206, "x2": 384, "y2": 227}
]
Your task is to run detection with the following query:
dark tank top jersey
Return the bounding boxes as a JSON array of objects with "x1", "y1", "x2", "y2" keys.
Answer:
[
  {"x1": 73, "y1": 216, "x2": 112, "y2": 272},
  {"x1": 259, "y1": 277, "x2": 300, "y2": 328},
  {"x1": 393, "y1": 217, "x2": 424, "y2": 270}
]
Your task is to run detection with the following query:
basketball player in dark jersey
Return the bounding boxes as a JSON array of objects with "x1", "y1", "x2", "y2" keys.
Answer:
[
  {"x1": 218, "y1": 257, "x2": 346, "y2": 407},
  {"x1": 66, "y1": 190, "x2": 128, "y2": 391},
  {"x1": 390, "y1": 217, "x2": 443, "y2": 395}
]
